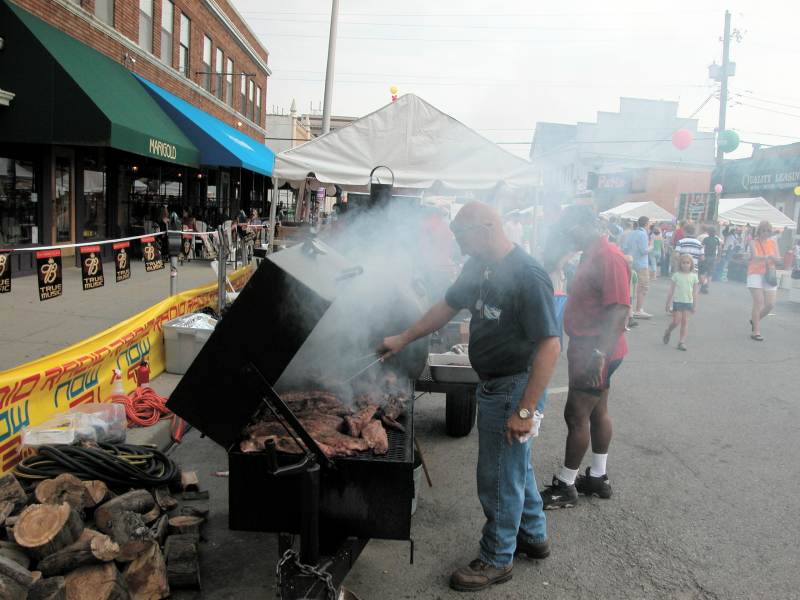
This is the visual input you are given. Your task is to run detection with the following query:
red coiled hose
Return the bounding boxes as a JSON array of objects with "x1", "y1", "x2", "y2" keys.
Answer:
[{"x1": 112, "y1": 387, "x2": 186, "y2": 443}]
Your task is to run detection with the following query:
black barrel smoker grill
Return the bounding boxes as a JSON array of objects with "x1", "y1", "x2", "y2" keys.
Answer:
[{"x1": 167, "y1": 238, "x2": 429, "y2": 599}]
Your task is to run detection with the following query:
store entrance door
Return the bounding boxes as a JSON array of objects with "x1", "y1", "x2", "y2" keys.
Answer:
[{"x1": 53, "y1": 151, "x2": 75, "y2": 256}]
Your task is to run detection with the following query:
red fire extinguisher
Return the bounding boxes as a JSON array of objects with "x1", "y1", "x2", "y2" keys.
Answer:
[{"x1": 135, "y1": 360, "x2": 151, "y2": 388}]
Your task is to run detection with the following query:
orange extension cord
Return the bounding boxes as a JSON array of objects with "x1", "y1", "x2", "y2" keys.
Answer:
[{"x1": 112, "y1": 387, "x2": 186, "y2": 443}]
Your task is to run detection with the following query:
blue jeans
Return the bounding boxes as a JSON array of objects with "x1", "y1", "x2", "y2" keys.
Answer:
[{"x1": 476, "y1": 372, "x2": 548, "y2": 567}]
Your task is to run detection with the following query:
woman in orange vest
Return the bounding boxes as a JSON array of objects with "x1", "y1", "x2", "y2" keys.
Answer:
[{"x1": 746, "y1": 220, "x2": 780, "y2": 341}]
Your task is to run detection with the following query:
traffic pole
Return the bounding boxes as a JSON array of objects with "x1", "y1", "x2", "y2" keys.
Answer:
[
  {"x1": 716, "y1": 10, "x2": 731, "y2": 167},
  {"x1": 321, "y1": 0, "x2": 339, "y2": 135}
]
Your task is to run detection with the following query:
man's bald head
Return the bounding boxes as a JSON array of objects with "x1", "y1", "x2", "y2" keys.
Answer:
[
  {"x1": 450, "y1": 202, "x2": 512, "y2": 261},
  {"x1": 453, "y1": 202, "x2": 503, "y2": 230}
]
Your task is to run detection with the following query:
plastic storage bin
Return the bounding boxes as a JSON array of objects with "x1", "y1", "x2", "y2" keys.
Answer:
[{"x1": 163, "y1": 313, "x2": 218, "y2": 375}]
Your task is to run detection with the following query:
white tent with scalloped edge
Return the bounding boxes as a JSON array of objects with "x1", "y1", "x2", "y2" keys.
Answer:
[
  {"x1": 717, "y1": 197, "x2": 796, "y2": 229},
  {"x1": 600, "y1": 201, "x2": 674, "y2": 222}
]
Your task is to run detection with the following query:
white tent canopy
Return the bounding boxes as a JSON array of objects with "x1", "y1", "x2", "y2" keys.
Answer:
[
  {"x1": 718, "y1": 197, "x2": 796, "y2": 229},
  {"x1": 272, "y1": 94, "x2": 538, "y2": 191},
  {"x1": 600, "y1": 201, "x2": 675, "y2": 222}
]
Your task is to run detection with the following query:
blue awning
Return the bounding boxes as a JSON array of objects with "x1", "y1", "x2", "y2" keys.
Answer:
[{"x1": 134, "y1": 75, "x2": 274, "y2": 176}]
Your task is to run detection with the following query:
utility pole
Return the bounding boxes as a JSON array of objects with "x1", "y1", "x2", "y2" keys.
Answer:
[
  {"x1": 321, "y1": 0, "x2": 339, "y2": 135},
  {"x1": 716, "y1": 10, "x2": 731, "y2": 166}
]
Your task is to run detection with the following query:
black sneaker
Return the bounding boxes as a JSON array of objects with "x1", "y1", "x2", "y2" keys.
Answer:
[
  {"x1": 540, "y1": 477, "x2": 578, "y2": 510},
  {"x1": 574, "y1": 467, "x2": 613, "y2": 499},
  {"x1": 515, "y1": 536, "x2": 550, "y2": 559}
]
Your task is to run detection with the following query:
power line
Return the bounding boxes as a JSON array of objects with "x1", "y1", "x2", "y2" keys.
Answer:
[
  {"x1": 254, "y1": 31, "x2": 701, "y2": 44},
  {"x1": 731, "y1": 91, "x2": 800, "y2": 112},
  {"x1": 245, "y1": 17, "x2": 687, "y2": 33},
  {"x1": 241, "y1": 9, "x2": 718, "y2": 18},
  {"x1": 269, "y1": 76, "x2": 710, "y2": 89},
  {"x1": 732, "y1": 101, "x2": 800, "y2": 119}
]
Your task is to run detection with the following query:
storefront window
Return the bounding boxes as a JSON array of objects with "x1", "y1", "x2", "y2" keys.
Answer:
[
  {"x1": 82, "y1": 169, "x2": 106, "y2": 240},
  {"x1": 0, "y1": 158, "x2": 38, "y2": 245}
]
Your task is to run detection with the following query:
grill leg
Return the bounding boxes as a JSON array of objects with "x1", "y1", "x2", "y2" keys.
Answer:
[{"x1": 300, "y1": 463, "x2": 320, "y2": 565}]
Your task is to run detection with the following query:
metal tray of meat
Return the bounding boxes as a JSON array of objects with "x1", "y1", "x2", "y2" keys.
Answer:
[{"x1": 429, "y1": 353, "x2": 480, "y2": 384}]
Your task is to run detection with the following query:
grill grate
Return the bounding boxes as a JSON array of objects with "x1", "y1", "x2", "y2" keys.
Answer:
[{"x1": 337, "y1": 386, "x2": 414, "y2": 465}]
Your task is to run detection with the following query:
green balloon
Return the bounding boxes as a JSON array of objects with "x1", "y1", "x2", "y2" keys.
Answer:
[{"x1": 719, "y1": 130, "x2": 740, "y2": 153}]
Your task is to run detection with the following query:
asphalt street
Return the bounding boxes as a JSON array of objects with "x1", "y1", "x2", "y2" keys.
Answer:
[{"x1": 164, "y1": 277, "x2": 800, "y2": 600}]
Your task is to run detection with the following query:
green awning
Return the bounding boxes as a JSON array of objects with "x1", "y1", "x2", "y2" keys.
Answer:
[{"x1": 0, "y1": 0, "x2": 199, "y2": 167}]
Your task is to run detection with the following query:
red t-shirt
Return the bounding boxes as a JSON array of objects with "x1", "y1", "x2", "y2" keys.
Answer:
[{"x1": 564, "y1": 236, "x2": 630, "y2": 360}]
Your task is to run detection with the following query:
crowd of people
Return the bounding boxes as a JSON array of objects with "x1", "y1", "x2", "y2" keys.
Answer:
[{"x1": 379, "y1": 202, "x2": 795, "y2": 592}]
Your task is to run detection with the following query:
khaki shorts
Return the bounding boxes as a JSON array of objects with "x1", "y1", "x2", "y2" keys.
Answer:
[{"x1": 636, "y1": 268, "x2": 649, "y2": 293}]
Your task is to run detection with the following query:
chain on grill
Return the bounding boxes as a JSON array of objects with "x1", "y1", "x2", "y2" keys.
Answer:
[{"x1": 276, "y1": 548, "x2": 337, "y2": 600}]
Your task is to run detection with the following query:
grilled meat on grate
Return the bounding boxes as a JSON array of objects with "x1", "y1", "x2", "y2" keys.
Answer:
[{"x1": 240, "y1": 387, "x2": 408, "y2": 458}]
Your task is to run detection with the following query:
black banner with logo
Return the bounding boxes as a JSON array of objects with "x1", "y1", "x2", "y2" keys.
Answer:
[
  {"x1": 181, "y1": 233, "x2": 193, "y2": 259},
  {"x1": 141, "y1": 236, "x2": 164, "y2": 272},
  {"x1": 113, "y1": 241, "x2": 131, "y2": 282},
  {"x1": 36, "y1": 249, "x2": 63, "y2": 301},
  {"x1": 79, "y1": 245, "x2": 105, "y2": 290},
  {"x1": 0, "y1": 251, "x2": 11, "y2": 294}
]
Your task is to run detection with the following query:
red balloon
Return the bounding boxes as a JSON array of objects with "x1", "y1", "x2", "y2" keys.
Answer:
[{"x1": 672, "y1": 129, "x2": 693, "y2": 150}]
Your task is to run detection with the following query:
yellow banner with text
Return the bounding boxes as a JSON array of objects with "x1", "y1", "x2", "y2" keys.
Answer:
[{"x1": 0, "y1": 266, "x2": 253, "y2": 473}]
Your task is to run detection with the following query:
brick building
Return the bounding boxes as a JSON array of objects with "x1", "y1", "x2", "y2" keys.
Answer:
[{"x1": 0, "y1": 0, "x2": 275, "y2": 273}]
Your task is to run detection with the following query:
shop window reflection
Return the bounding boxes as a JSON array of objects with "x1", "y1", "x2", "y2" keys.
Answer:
[{"x1": 0, "y1": 157, "x2": 38, "y2": 245}]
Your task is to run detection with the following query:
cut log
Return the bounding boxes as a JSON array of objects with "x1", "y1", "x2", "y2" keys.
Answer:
[
  {"x1": 37, "y1": 530, "x2": 119, "y2": 577},
  {"x1": 65, "y1": 563, "x2": 130, "y2": 600},
  {"x1": 82, "y1": 481, "x2": 109, "y2": 508},
  {"x1": 107, "y1": 512, "x2": 154, "y2": 562},
  {"x1": 14, "y1": 504, "x2": 83, "y2": 559},
  {"x1": 152, "y1": 487, "x2": 177, "y2": 512},
  {"x1": 0, "y1": 540, "x2": 30, "y2": 569},
  {"x1": 179, "y1": 491, "x2": 209, "y2": 501},
  {"x1": 179, "y1": 471, "x2": 199, "y2": 493},
  {"x1": 94, "y1": 491, "x2": 155, "y2": 534},
  {"x1": 35, "y1": 475, "x2": 92, "y2": 512},
  {"x1": 0, "y1": 500, "x2": 15, "y2": 525},
  {"x1": 122, "y1": 542, "x2": 169, "y2": 600},
  {"x1": 5, "y1": 515, "x2": 17, "y2": 542},
  {"x1": 150, "y1": 516, "x2": 168, "y2": 547},
  {"x1": 164, "y1": 535, "x2": 200, "y2": 590},
  {"x1": 28, "y1": 576, "x2": 67, "y2": 600},
  {"x1": 141, "y1": 504, "x2": 161, "y2": 525},
  {"x1": 178, "y1": 504, "x2": 209, "y2": 519},
  {"x1": 0, "y1": 474, "x2": 27, "y2": 509},
  {"x1": 0, "y1": 554, "x2": 33, "y2": 600},
  {"x1": 167, "y1": 516, "x2": 204, "y2": 537}
]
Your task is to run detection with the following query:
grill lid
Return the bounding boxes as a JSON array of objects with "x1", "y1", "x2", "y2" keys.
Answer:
[{"x1": 167, "y1": 238, "x2": 428, "y2": 451}]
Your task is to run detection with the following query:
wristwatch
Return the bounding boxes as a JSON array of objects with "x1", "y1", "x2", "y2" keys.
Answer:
[{"x1": 518, "y1": 408, "x2": 532, "y2": 419}]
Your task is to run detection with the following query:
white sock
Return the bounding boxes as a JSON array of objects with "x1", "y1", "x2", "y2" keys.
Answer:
[
  {"x1": 557, "y1": 466, "x2": 578, "y2": 486},
  {"x1": 590, "y1": 453, "x2": 608, "y2": 477}
]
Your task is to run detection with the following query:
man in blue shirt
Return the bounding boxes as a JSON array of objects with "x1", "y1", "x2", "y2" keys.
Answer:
[{"x1": 621, "y1": 216, "x2": 651, "y2": 318}]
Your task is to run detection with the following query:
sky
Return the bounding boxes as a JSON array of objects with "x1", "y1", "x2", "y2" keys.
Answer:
[{"x1": 232, "y1": 0, "x2": 800, "y2": 159}]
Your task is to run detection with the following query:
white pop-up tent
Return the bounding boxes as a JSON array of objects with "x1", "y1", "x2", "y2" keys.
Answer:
[
  {"x1": 600, "y1": 201, "x2": 675, "y2": 222},
  {"x1": 718, "y1": 197, "x2": 797, "y2": 228},
  {"x1": 271, "y1": 94, "x2": 538, "y2": 191}
]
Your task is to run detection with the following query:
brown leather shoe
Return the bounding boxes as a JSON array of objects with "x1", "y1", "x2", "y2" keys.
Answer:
[
  {"x1": 449, "y1": 558, "x2": 513, "y2": 592},
  {"x1": 515, "y1": 536, "x2": 551, "y2": 559}
]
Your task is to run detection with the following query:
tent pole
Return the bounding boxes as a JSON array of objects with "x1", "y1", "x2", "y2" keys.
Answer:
[{"x1": 268, "y1": 178, "x2": 278, "y2": 253}]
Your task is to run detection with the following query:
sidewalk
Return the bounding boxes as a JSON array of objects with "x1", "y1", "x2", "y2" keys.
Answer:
[{"x1": 0, "y1": 260, "x2": 230, "y2": 371}]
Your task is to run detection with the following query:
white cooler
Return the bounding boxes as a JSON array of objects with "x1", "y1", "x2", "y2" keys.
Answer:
[{"x1": 163, "y1": 313, "x2": 218, "y2": 374}]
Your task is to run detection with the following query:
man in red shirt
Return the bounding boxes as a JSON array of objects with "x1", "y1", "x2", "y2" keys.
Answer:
[{"x1": 540, "y1": 205, "x2": 631, "y2": 508}]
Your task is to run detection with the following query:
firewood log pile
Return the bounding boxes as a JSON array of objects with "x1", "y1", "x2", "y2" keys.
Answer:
[{"x1": 0, "y1": 471, "x2": 208, "y2": 599}]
